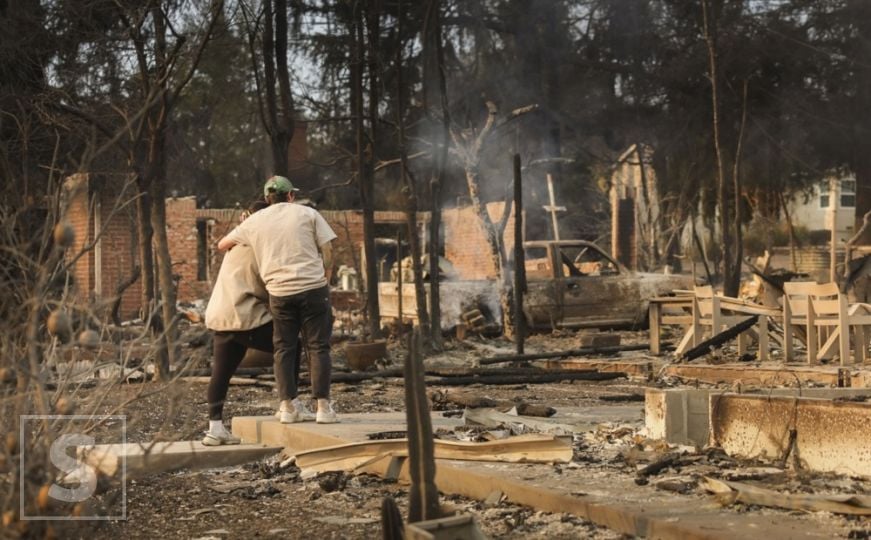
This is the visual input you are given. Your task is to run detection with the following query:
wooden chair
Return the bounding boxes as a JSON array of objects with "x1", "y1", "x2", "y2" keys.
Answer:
[
  {"x1": 648, "y1": 292, "x2": 694, "y2": 355},
  {"x1": 684, "y1": 285, "x2": 771, "y2": 360},
  {"x1": 783, "y1": 281, "x2": 871, "y2": 364},
  {"x1": 782, "y1": 281, "x2": 821, "y2": 363}
]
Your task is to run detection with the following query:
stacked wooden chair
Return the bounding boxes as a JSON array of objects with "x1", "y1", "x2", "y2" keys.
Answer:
[
  {"x1": 782, "y1": 281, "x2": 871, "y2": 364},
  {"x1": 674, "y1": 285, "x2": 777, "y2": 361}
]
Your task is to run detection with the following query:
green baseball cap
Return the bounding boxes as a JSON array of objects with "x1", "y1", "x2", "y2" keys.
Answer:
[{"x1": 263, "y1": 175, "x2": 300, "y2": 197}]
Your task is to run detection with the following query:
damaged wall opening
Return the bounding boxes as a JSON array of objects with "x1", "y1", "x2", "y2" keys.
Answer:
[{"x1": 196, "y1": 218, "x2": 210, "y2": 282}]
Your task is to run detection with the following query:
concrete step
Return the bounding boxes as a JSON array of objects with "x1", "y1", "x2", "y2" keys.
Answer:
[{"x1": 78, "y1": 441, "x2": 282, "y2": 477}]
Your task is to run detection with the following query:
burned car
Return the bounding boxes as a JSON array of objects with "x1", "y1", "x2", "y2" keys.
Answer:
[
  {"x1": 521, "y1": 240, "x2": 692, "y2": 329},
  {"x1": 379, "y1": 240, "x2": 692, "y2": 331}
]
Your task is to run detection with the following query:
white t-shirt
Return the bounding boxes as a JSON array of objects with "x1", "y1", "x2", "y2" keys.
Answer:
[
  {"x1": 224, "y1": 202, "x2": 337, "y2": 297},
  {"x1": 204, "y1": 244, "x2": 272, "y2": 331}
]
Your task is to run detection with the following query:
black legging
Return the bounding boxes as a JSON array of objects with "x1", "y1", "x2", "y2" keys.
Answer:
[{"x1": 207, "y1": 322, "x2": 274, "y2": 420}]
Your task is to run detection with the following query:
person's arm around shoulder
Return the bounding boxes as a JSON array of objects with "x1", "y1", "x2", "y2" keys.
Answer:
[
  {"x1": 217, "y1": 218, "x2": 252, "y2": 252},
  {"x1": 217, "y1": 235, "x2": 237, "y2": 252}
]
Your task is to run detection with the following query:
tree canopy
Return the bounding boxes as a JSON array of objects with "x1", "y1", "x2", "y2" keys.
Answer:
[{"x1": 3, "y1": 0, "x2": 871, "y2": 286}]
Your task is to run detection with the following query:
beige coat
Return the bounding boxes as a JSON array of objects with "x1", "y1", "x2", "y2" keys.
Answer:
[{"x1": 205, "y1": 244, "x2": 272, "y2": 331}]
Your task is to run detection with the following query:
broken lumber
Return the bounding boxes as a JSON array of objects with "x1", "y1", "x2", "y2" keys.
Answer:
[
  {"x1": 701, "y1": 477, "x2": 871, "y2": 515},
  {"x1": 430, "y1": 390, "x2": 556, "y2": 417},
  {"x1": 293, "y1": 434, "x2": 573, "y2": 476},
  {"x1": 681, "y1": 316, "x2": 758, "y2": 361},
  {"x1": 463, "y1": 407, "x2": 581, "y2": 434},
  {"x1": 478, "y1": 343, "x2": 665, "y2": 365},
  {"x1": 180, "y1": 366, "x2": 621, "y2": 387},
  {"x1": 179, "y1": 367, "x2": 272, "y2": 378},
  {"x1": 430, "y1": 366, "x2": 597, "y2": 377},
  {"x1": 181, "y1": 376, "x2": 262, "y2": 386},
  {"x1": 636, "y1": 452, "x2": 681, "y2": 478},
  {"x1": 425, "y1": 370, "x2": 623, "y2": 386}
]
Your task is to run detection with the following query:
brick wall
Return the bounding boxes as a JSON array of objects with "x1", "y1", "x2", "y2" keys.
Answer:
[
  {"x1": 166, "y1": 197, "x2": 213, "y2": 302},
  {"x1": 319, "y1": 210, "x2": 413, "y2": 272},
  {"x1": 64, "y1": 174, "x2": 93, "y2": 302},
  {"x1": 97, "y1": 190, "x2": 140, "y2": 319},
  {"x1": 63, "y1": 174, "x2": 142, "y2": 320},
  {"x1": 64, "y1": 180, "x2": 509, "y2": 317},
  {"x1": 444, "y1": 202, "x2": 515, "y2": 280},
  {"x1": 170, "y1": 207, "x2": 415, "y2": 302}
]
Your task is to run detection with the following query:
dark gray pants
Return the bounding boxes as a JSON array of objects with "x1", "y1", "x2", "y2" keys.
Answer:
[
  {"x1": 269, "y1": 285, "x2": 332, "y2": 400},
  {"x1": 208, "y1": 322, "x2": 274, "y2": 420}
]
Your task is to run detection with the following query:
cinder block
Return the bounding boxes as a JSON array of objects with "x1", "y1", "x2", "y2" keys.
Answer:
[{"x1": 644, "y1": 388, "x2": 715, "y2": 447}]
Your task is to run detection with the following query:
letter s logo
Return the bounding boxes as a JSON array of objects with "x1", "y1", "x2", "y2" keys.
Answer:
[{"x1": 48, "y1": 433, "x2": 97, "y2": 503}]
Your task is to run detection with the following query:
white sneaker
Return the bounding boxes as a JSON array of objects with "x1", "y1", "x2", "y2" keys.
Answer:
[
  {"x1": 291, "y1": 398, "x2": 316, "y2": 422},
  {"x1": 202, "y1": 430, "x2": 241, "y2": 446},
  {"x1": 316, "y1": 400, "x2": 338, "y2": 424},
  {"x1": 278, "y1": 409, "x2": 301, "y2": 424}
]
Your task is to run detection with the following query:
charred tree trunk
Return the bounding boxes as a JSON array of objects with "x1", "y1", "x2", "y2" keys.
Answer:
[
  {"x1": 463, "y1": 166, "x2": 513, "y2": 335},
  {"x1": 451, "y1": 101, "x2": 537, "y2": 335},
  {"x1": 852, "y1": 0, "x2": 871, "y2": 245},
  {"x1": 856, "y1": 156, "x2": 871, "y2": 245},
  {"x1": 134, "y1": 174, "x2": 155, "y2": 322},
  {"x1": 731, "y1": 80, "x2": 749, "y2": 297},
  {"x1": 396, "y1": 0, "x2": 430, "y2": 338},
  {"x1": 355, "y1": 4, "x2": 381, "y2": 339},
  {"x1": 364, "y1": 2, "x2": 382, "y2": 339},
  {"x1": 150, "y1": 177, "x2": 176, "y2": 379},
  {"x1": 123, "y1": 1, "x2": 223, "y2": 377},
  {"x1": 703, "y1": 0, "x2": 740, "y2": 297},
  {"x1": 148, "y1": 10, "x2": 177, "y2": 379},
  {"x1": 261, "y1": 0, "x2": 294, "y2": 176},
  {"x1": 423, "y1": 0, "x2": 449, "y2": 347}
]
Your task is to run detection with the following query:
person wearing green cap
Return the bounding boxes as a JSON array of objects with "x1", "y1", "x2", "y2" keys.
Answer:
[
  {"x1": 263, "y1": 175, "x2": 299, "y2": 203},
  {"x1": 218, "y1": 176, "x2": 339, "y2": 424}
]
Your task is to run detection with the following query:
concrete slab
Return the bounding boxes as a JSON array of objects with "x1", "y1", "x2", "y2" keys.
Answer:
[
  {"x1": 78, "y1": 441, "x2": 282, "y2": 477},
  {"x1": 230, "y1": 412, "x2": 846, "y2": 539},
  {"x1": 710, "y1": 393, "x2": 871, "y2": 478}
]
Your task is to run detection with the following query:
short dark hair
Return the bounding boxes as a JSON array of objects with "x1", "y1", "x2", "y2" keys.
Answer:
[
  {"x1": 265, "y1": 191, "x2": 288, "y2": 205},
  {"x1": 248, "y1": 200, "x2": 269, "y2": 213}
]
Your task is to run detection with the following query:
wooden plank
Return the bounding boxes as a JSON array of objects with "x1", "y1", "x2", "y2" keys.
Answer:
[
  {"x1": 662, "y1": 363, "x2": 869, "y2": 387},
  {"x1": 649, "y1": 301, "x2": 662, "y2": 355},
  {"x1": 539, "y1": 358, "x2": 657, "y2": 377},
  {"x1": 293, "y1": 434, "x2": 572, "y2": 475}
]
